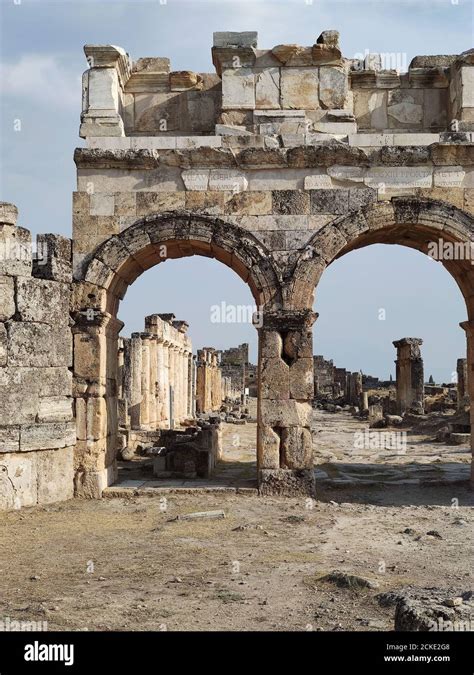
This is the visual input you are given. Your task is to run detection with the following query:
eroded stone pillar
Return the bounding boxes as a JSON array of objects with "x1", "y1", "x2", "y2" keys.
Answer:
[
  {"x1": 393, "y1": 338, "x2": 424, "y2": 415},
  {"x1": 149, "y1": 335, "x2": 158, "y2": 429},
  {"x1": 73, "y1": 310, "x2": 122, "y2": 498},
  {"x1": 257, "y1": 309, "x2": 316, "y2": 496},
  {"x1": 128, "y1": 333, "x2": 142, "y2": 429},
  {"x1": 162, "y1": 340, "x2": 170, "y2": 427},
  {"x1": 460, "y1": 321, "x2": 474, "y2": 485},
  {"x1": 140, "y1": 333, "x2": 151, "y2": 428},
  {"x1": 457, "y1": 358, "x2": 469, "y2": 411}
]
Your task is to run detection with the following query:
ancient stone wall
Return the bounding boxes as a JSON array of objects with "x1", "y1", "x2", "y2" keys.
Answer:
[{"x1": 0, "y1": 203, "x2": 75, "y2": 510}]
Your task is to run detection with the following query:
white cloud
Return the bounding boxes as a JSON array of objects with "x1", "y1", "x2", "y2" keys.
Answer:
[{"x1": 0, "y1": 54, "x2": 81, "y2": 109}]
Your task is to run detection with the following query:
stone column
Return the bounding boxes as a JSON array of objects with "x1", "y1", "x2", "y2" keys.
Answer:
[
  {"x1": 349, "y1": 372, "x2": 362, "y2": 406},
  {"x1": 257, "y1": 309, "x2": 316, "y2": 497},
  {"x1": 192, "y1": 355, "x2": 197, "y2": 416},
  {"x1": 187, "y1": 352, "x2": 193, "y2": 417},
  {"x1": 162, "y1": 340, "x2": 170, "y2": 427},
  {"x1": 118, "y1": 338, "x2": 130, "y2": 427},
  {"x1": 129, "y1": 333, "x2": 142, "y2": 429},
  {"x1": 148, "y1": 335, "x2": 158, "y2": 429},
  {"x1": 393, "y1": 338, "x2": 425, "y2": 415},
  {"x1": 140, "y1": 333, "x2": 152, "y2": 428},
  {"x1": 180, "y1": 349, "x2": 187, "y2": 421},
  {"x1": 460, "y1": 321, "x2": 474, "y2": 485},
  {"x1": 361, "y1": 391, "x2": 369, "y2": 412},
  {"x1": 156, "y1": 337, "x2": 165, "y2": 426},
  {"x1": 457, "y1": 358, "x2": 469, "y2": 411},
  {"x1": 175, "y1": 347, "x2": 183, "y2": 424},
  {"x1": 169, "y1": 345, "x2": 177, "y2": 428}
]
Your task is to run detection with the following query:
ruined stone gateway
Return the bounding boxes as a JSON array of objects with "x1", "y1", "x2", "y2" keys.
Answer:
[{"x1": 1, "y1": 30, "x2": 473, "y2": 509}]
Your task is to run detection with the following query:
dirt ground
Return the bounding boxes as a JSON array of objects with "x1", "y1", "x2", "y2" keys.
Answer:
[{"x1": 0, "y1": 411, "x2": 472, "y2": 632}]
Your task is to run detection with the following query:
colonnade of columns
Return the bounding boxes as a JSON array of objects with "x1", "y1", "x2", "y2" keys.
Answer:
[
  {"x1": 119, "y1": 314, "x2": 194, "y2": 430},
  {"x1": 195, "y1": 348, "x2": 223, "y2": 414}
]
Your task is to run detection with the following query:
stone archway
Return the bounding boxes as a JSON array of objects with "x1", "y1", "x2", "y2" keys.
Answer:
[
  {"x1": 72, "y1": 212, "x2": 315, "y2": 497},
  {"x1": 291, "y1": 197, "x2": 474, "y2": 482}
]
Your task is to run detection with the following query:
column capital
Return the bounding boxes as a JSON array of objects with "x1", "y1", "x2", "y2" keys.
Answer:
[{"x1": 257, "y1": 309, "x2": 318, "y2": 332}]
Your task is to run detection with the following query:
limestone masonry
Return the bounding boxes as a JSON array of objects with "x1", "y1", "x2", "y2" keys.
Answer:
[{"x1": 0, "y1": 30, "x2": 473, "y2": 508}]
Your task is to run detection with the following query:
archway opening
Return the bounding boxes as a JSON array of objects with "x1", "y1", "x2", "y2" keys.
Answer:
[
  {"x1": 312, "y1": 241, "x2": 471, "y2": 505},
  {"x1": 73, "y1": 214, "x2": 283, "y2": 498},
  {"x1": 114, "y1": 255, "x2": 259, "y2": 490}
]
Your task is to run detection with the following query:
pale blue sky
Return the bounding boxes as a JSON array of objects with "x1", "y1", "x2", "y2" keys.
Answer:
[{"x1": 1, "y1": 0, "x2": 472, "y2": 380}]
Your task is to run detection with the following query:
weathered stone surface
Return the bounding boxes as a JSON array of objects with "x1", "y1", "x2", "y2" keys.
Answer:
[
  {"x1": 16, "y1": 278, "x2": 70, "y2": 325},
  {"x1": 33, "y1": 234, "x2": 72, "y2": 283},
  {"x1": 319, "y1": 66, "x2": 347, "y2": 109},
  {"x1": 281, "y1": 68, "x2": 319, "y2": 109},
  {"x1": 272, "y1": 190, "x2": 310, "y2": 215},
  {"x1": 387, "y1": 90, "x2": 423, "y2": 127},
  {"x1": 0, "y1": 426, "x2": 20, "y2": 453},
  {"x1": 0, "y1": 224, "x2": 32, "y2": 277},
  {"x1": 255, "y1": 68, "x2": 280, "y2": 109},
  {"x1": 20, "y1": 422, "x2": 76, "y2": 452},
  {"x1": 136, "y1": 191, "x2": 186, "y2": 215},
  {"x1": 37, "y1": 447, "x2": 74, "y2": 504},
  {"x1": 0, "y1": 277, "x2": 15, "y2": 322},
  {"x1": 0, "y1": 324, "x2": 7, "y2": 367},
  {"x1": 8, "y1": 323, "x2": 72, "y2": 368},
  {"x1": 310, "y1": 189, "x2": 349, "y2": 214},
  {"x1": 226, "y1": 191, "x2": 272, "y2": 215},
  {"x1": 222, "y1": 69, "x2": 255, "y2": 109},
  {"x1": 0, "y1": 452, "x2": 37, "y2": 509}
]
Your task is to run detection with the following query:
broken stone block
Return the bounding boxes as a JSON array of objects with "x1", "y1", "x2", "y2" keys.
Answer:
[
  {"x1": 0, "y1": 452, "x2": 37, "y2": 509},
  {"x1": 33, "y1": 234, "x2": 72, "y2": 283},
  {"x1": 387, "y1": 90, "x2": 423, "y2": 127},
  {"x1": 281, "y1": 68, "x2": 319, "y2": 109},
  {"x1": 0, "y1": 223, "x2": 32, "y2": 277},
  {"x1": 319, "y1": 66, "x2": 348, "y2": 109},
  {"x1": 255, "y1": 68, "x2": 280, "y2": 109},
  {"x1": 222, "y1": 69, "x2": 256, "y2": 109},
  {"x1": 258, "y1": 425, "x2": 280, "y2": 469},
  {"x1": 169, "y1": 71, "x2": 202, "y2": 91},
  {"x1": 281, "y1": 426, "x2": 313, "y2": 469}
]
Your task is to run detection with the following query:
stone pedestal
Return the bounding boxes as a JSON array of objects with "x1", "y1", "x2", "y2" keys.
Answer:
[
  {"x1": 393, "y1": 338, "x2": 425, "y2": 415},
  {"x1": 257, "y1": 309, "x2": 316, "y2": 496}
]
